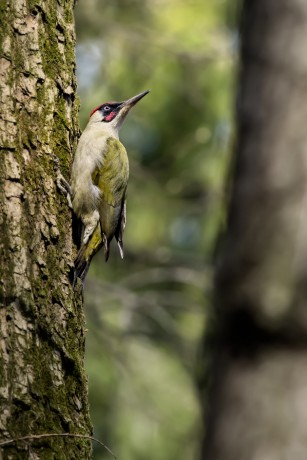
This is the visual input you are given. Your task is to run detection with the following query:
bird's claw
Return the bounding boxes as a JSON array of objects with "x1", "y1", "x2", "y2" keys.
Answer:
[{"x1": 56, "y1": 172, "x2": 73, "y2": 209}]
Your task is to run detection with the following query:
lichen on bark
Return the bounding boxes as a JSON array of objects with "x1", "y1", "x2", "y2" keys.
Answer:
[{"x1": 0, "y1": 0, "x2": 92, "y2": 458}]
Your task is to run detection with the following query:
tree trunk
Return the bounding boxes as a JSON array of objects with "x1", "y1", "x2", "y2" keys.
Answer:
[
  {"x1": 200, "y1": 1, "x2": 307, "y2": 459},
  {"x1": 0, "y1": 0, "x2": 92, "y2": 458}
]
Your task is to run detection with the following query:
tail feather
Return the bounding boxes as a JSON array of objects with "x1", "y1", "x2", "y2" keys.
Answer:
[
  {"x1": 73, "y1": 210, "x2": 126, "y2": 287},
  {"x1": 114, "y1": 202, "x2": 125, "y2": 259},
  {"x1": 73, "y1": 245, "x2": 90, "y2": 288},
  {"x1": 116, "y1": 236, "x2": 124, "y2": 259},
  {"x1": 73, "y1": 223, "x2": 103, "y2": 287},
  {"x1": 103, "y1": 233, "x2": 110, "y2": 262}
]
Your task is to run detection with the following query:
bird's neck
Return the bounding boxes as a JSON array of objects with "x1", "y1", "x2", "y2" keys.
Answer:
[{"x1": 85, "y1": 120, "x2": 120, "y2": 140}]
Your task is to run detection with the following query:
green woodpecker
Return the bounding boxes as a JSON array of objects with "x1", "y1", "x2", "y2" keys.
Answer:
[{"x1": 71, "y1": 90, "x2": 150, "y2": 284}]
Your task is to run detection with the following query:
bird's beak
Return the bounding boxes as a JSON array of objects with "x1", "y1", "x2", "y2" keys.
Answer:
[
  {"x1": 119, "y1": 90, "x2": 150, "y2": 113},
  {"x1": 114, "y1": 90, "x2": 150, "y2": 129}
]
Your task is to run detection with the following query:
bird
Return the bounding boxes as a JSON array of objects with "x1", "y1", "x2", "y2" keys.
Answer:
[{"x1": 70, "y1": 90, "x2": 150, "y2": 285}]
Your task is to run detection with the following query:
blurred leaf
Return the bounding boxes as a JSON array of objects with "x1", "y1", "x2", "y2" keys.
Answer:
[{"x1": 75, "y1": 0, "x2": 238, "y2": 458}]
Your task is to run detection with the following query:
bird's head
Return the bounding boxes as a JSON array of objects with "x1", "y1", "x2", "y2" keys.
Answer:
[{"x1": 88, "y1": 90, "x2": 150, "y2": 133}]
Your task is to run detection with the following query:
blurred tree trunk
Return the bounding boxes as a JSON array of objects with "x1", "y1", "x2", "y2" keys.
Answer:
[
  {"x1": 0, "y1": 0, "x2": 92, "y2": 458},
  {"x1": 200, "y1": 1, "x2": 307, "y2": 459}
]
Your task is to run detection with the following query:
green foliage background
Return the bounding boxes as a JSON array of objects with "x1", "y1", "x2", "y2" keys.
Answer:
[{"x1": 75, "y1": 1, "x2": 239, "y2": 458}]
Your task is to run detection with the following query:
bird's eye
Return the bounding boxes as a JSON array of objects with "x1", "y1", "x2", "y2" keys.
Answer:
[{"x1": 104, "y1": 106, "x2": 111, "y2": 111}]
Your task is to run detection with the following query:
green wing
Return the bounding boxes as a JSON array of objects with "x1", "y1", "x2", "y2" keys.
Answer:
[
  {"x1": 92, "y1": 137, "x2": 129, "y2": 259},
  {"x1": 74, "y1": 138, "x2": 128, "y2": 282}
]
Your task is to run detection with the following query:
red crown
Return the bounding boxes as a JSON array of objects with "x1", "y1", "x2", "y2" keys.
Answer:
[
  {"x1": 89, "y1": 101, "x2": 117, "y2": 118},
  {"x1": 89, "y1": 105, "x2": 103, "y2": 117}
]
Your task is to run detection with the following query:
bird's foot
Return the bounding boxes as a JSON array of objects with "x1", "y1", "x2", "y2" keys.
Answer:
[
  {"x1": 51, "y1": 153, "x2": 73, "y2": 209},
  {"x1": 56, "y1": 173, "x2": 73, "y2": 209}
]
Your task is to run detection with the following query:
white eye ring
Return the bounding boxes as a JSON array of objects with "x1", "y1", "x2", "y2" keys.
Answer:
[{"x1": 104, "y1": 106, "x2": 111, "y2": 111}]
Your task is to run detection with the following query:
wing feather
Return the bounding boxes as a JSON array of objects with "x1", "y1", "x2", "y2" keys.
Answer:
[{"x1": 92, "y1": 137, "x2": 129, "y2": 258}]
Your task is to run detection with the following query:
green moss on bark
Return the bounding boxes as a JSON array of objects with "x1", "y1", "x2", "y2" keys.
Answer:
[{"x1": 0, "y1": 0, "x2": 92, "y2": 458}]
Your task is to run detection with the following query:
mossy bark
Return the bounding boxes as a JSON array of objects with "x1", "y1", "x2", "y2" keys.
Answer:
[
  {"x1": 0, "y1": 0, "x2": 92, "y2": 458},
  {"x1": 200, "y1": 1, "x2": 307, "y2": 459}
]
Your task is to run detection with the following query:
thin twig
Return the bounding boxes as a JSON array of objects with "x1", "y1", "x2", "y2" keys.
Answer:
[{"x1": 0, "y1": 433, "x2": 117, "y2": 459}]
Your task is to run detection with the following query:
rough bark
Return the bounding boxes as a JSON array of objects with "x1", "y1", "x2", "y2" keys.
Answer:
[
  {"x1": 200, "y1": 1, "x2": 307, "y2": 459},
  {"x1": 0, "y1": 0, "x2": 92, "y2": 458}
]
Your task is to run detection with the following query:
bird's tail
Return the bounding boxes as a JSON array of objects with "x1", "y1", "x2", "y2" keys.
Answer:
[
  {"x1": 73, "y1": 245, "x2": 90, "y2": 288},
  {"x1": 73, "y1": 224, "x2": 103, "y2": 288},
  {"x1": 115, "y1": 234, "x2": 124, "y2": 259}
]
